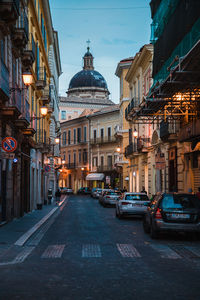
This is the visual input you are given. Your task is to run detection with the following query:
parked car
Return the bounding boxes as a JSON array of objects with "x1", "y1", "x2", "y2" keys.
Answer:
[
  {"x1": 95, "y1": 188, "x2": 103, "y2": 199},
  {"x1": 77, "y1": 187, "x2": 91, "y2": 194},
  {"x1": 143, "y1": 192, "x2": 200, "y2": 239},
  {"x1": 101, "y1": 190, "x2": 122, "y2": 206},
  {"x1": 99, "y1": 189, "x2": 113, "y2": 205},
  {"x1": 115, "y1": 192, "x2": 150, "y2": 218},
  {"x1": 91, "y1": 188, "x2": 97, "y2": 198},
  {"x1": 61, "y1": 187, "x2": 73, "y2": 194}
]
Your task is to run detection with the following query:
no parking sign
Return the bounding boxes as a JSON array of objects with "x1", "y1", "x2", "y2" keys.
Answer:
[{"x1": 2, "y1": 137, "x2": 17, "y2": 153}]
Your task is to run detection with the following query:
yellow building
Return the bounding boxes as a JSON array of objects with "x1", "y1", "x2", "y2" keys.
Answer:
[
  {"x1": 124, "y1": 44, "x2": 154, "y2": 195},
  {"x1": 115, "y1": 57, "x2": 134, "y2": 190}
]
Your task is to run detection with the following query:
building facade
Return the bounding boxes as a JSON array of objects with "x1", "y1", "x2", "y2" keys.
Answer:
[{"x1": 115, "y1": 57, "x2": 134, "y2": 191}]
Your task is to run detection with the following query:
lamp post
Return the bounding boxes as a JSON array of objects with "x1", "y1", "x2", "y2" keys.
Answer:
[
  {"x1": 81, "y1": 167, "x2": 84, "y2": 188},
  {"x1": 133, "y1": 128, "x2": 138, "y2": 151}
]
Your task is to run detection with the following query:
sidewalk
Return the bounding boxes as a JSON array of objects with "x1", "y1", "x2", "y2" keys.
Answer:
[{"x1": 0, "y1": 196, "x2": 66, "y2": 246}]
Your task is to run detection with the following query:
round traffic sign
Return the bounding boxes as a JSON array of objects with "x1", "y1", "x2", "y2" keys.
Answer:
[
  {"x1": 2, "y1": 137, "x2": 17, "y2": 152},
  {"x1": 44, "y1": 165, "x2": 51, "y2": 172}
]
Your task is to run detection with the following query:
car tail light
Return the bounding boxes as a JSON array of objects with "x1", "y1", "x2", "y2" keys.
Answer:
[
  {"x1": 122, "y1": 201, "x2": 131, "y2": 205},
  {"x1": 106, "y1": 196, "x2": 111, "y2": 199},
  {"x1": 155, "y1": 208, "x2": 162, "y2": 219}
]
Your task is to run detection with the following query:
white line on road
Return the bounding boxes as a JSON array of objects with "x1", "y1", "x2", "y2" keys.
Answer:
[
  {"x1": 82, "y1": 244, "x2": 102, "y2": 258},
  {"x1": 117, "y1": 244, "x2": 141, "y2": 258}
]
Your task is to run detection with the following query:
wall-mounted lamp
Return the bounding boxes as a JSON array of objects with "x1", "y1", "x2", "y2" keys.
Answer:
[
  {"x1": 10, "y1": 71, "x2": 33, "y2": 92},
  {"x1": 133, "y1": 128, "x2": 138, "y2": 138},
  {"x1": 116, "y1": 147, "x2": 121, "y2": 153},
  {"x1": 30, "y1": 106, "x2": 48, "y2": 120}
]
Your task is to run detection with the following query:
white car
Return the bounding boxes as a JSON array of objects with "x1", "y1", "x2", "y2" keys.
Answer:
[
  {"x1": 115, "y1": 192, "x2": 150, "y2": 218},
  {"x1": 101, "y1": 191, "x2": 122, "y2": 206}
]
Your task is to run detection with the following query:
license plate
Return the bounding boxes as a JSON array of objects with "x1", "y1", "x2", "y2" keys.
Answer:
[
  {"x1": 171, "y1": 213, "x2": 190, "y2": 219},
  {"x1": 133, "y1": 203, "x2": 142, "y2": 207}
]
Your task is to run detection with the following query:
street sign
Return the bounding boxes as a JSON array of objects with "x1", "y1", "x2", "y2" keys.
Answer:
[
  {"x1": 2, "y1": 137, "x2": 17, "y2": 152},
  {"x1": 44, "y1": 165, "x2": 51, "y2": 172},
  {"x1": 1, "y1": 152, "x2": 15, "y2": 159}
]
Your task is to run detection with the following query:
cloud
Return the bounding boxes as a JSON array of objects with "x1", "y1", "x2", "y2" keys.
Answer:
[{"x1": 102, "y1": 38, "x2": 136, "y2": 45}]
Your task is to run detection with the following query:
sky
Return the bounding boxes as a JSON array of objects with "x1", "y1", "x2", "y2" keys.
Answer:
[{"x1": 49, "y1": 0, "x2": 152, "y2": 103}]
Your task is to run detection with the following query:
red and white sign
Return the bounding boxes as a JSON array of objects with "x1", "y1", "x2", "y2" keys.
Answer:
[{"x1": 2, "y1": 137, "x2": 17, "y2": 152}]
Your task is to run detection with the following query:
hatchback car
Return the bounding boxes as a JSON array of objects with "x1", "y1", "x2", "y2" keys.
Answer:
[
  {"x1": 61, "y1": 187, "x2": 73, "y2": 194},
  {"x1": 115, "y1": 192, "x2": 150, "y2": 218},
  {"x1": 101, "y1": 191, "x2": 122, "y2": 206},
  {"x1": 143, "y1": 193, "x2": 200, "y2": 239},
  {"x1": 91, "y1": 188, "x2": 97, "y2": 198},
  {"x1": 95, "y1": 188, "x2": 103, "y2": 199},
  {"x1": 99, "y1": 189, "x2": 113, "y2": 205}
]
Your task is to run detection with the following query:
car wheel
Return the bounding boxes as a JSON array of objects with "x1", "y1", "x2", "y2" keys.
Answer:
[
  {"x1": 143, "y1": 217, "x2": 150, "y2": 234},
  {"x1": 150, "y1": 223, "x2": 158, "y2": 239}
]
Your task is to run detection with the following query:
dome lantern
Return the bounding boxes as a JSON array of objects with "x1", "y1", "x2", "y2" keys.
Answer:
[{"x1": 83, "y1": 40, "x2": 94, "y2": 70}]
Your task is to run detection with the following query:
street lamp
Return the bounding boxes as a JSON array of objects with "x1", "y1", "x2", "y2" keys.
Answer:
[
  {"x1": 10, "y1": 71, "x2": 33, "y2": 92},
  {"x1": 133, "y1": 128, "x2": 138, "y2": 151},
  {"x1": 30, "y1": 106, "x2": 48, "y2": 120},
  {"x1": 116, "y1": 146, "x2": 121, "y2": 153}
]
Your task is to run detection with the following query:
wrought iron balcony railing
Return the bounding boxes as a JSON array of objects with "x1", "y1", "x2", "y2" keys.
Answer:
[{"x1": 0, "y1": 59, "x2": 9, "y2": 100}]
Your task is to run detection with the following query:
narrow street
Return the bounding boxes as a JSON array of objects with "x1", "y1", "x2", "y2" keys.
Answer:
[{"x1": 1, "y1": 195, "x2": 200, "y2": 300}]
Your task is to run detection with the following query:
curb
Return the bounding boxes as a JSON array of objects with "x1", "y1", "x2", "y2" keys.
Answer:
[{"x1": 14, "y1": 207, "x2": 58, "y2": 246}]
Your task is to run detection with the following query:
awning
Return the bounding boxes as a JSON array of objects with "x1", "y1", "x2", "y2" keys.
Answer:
[{"x1": 86, "y1": 173, "x2": 104, "y2": 181}]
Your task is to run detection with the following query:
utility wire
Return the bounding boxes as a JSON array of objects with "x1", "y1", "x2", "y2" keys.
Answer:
[{"x1": 51, "y1": 7, "x2": 148, "y2": 11}]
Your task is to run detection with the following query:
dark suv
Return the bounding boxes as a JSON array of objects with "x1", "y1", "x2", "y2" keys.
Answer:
[{"x1": 143, "y1": 192, "x2": 200, "y2": 239}]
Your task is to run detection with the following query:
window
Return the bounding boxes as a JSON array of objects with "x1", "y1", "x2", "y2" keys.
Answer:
[
  {"x1": 101, "y1": 156, "x2": 104, "y2": 166},
  {"x1": 83, "y1": 150, "x2": 87, "y2": 164},
  {"x1": 74, "y1": 128, "x2": 76, "y2": 144},
  {"x1": 61, "y1": 111, "x2": 66, "y2": 120},
  {"x1": 107, "y1": 155, "x2": 112, "y2": 167},
  {"x1": 79, "y1": 151, "x2": 82, "y2": 163},
  {"x1": 84, "y1": 126, "x2": 87, "y2": 142},
  {"x1": 100, "y1": 128, "x2": 104, "y2": 140},
  {"x1": 77, "y1": 128, "x2": 81, "y2": 143},
  {"x1": 73, "y1": 152, "x2": 76, "y2": 166},
  {"x1": 108, "y1": 127, "x2": 111, "y2": 141},
  {"x1": 93, "y1": 157, "x2": 98, "y2": 167},
  {"x1": 68, "y1": 154, "x2": 71, "y2": 164},
  {"x1": 62, "y1": 132, "x2": 66, "y2": 146},
  {"x1": 93, "y1": 129, "x2": 97, "y2": 142},
  {"x1": 68, "y1": 130, "x2": 71, "y2": 145}
]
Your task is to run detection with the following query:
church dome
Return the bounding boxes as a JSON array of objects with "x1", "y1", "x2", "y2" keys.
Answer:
[{"x1": 69, "y1": 70, "x2": 108, "y2": 90}]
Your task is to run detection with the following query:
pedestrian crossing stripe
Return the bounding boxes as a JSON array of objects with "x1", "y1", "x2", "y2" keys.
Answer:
[{"x1": 39, "y1": 243, "x2": 200, "y2": 260}]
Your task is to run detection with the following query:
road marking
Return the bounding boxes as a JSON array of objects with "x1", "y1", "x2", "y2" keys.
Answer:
[
  {"x1": 13, "y1": 246, "x2": 35, "y2": 263},
  {"x1": 185, "y1": 246, "x2": 200, "y2": 258},
  {"x1": 41, "y1": 245, "x2": 65, "y2": 258},
  {"x1": 117, "y1": 244, "x2": 141, "y2": 258},
  {"x1": 15, "y1": 207, "x2": 58, "y2": 246},
  {"x1": 82, "y1": 244, "x2": 102, "y2": 258},
  {"x1": 150, "y1": 244, "x2": 181, "y2": 259}
]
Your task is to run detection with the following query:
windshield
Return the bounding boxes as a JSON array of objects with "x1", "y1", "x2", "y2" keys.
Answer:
[
  {"x1": 106, "y1": 192, "x2": 121, "y2": 195},
  {"x1": 162, "y1": 194, "x2": 200, "y2": 209},
  {"x1": 125, "y1": 194, "x2": 149, "y2": 201}
]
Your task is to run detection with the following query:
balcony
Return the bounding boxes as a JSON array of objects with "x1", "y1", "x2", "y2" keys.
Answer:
[
  {"x1": 11, "y1": 11, "x2": 29, "y2": 55},
  {"x1": 0, "y1": 59, "x2": 9, "y2": 102},
  {"x1": 125, "y1": 143, "x2": 134, "y2": 157},
  {"x1": 35, "y1": 67, "x2": 46, "y2": 90},
  {"x1": 125, "y1": 98, "x2": 140, "y2": 120},
  {"x1": 90, "y1": 136, "x2": 117, "y2": 145},
  {"x1": 136, "y1": 137, "x2": 151, "y2": 152},
  {"x1": 22, "y1": 34, "x2": 35, "y2": 70},
  {"x1": 0, "y1": 0, "x2": 20, "y2": 24},
  {"x1": 65, "y1": 163, "x2": 77, "y2": 169},
  {"x1": 178, "y1": 119, "x2": 200, "y2": 143},
  {"x1": 160, "y1": 120, "x2": 178, "y2": 141},
  {"x1": 15, "y1": 99, "x2": 30, "y2": 129},
  {"x1": 35, "y1": 129, "x2": 51, "y2": 153},
  {"x1": 41, "y1": 85, "x2": 51, "y2": 105},
  {"x1": 97, "y1": 165, "x2": 113, "y2": 172},
  {"x1": 1, "y1": 86, "x2": 21, "y2": 117},
  {"x1": 114, "y1": 125, "x2": 123, "y2": 138}
]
